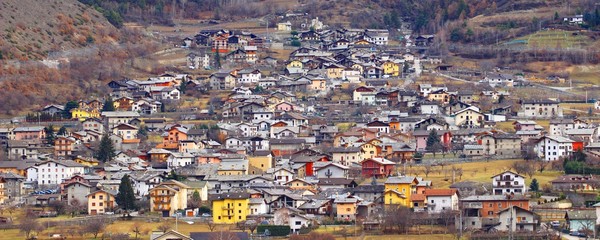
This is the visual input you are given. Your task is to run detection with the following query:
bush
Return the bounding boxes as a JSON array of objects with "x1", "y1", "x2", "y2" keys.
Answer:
[{"x1": 257, "y1": 225, "x2": 291, "y2": 236}]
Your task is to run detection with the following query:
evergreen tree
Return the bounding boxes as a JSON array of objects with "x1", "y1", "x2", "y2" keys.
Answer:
[
  {"x1": 95, "y1": 134, "x2": 116, "y2": 162},
  {"x1": 530, "y1": 178, "x2": 539, "y2": 192},
  {"x1": 554, "y1": 11, "x2": 559, "y2": 21},
  {"x1": 102, "y1": 97, "x2": 116, "y2": 112},
  {"x1": 63, "y1": 101, "x2": 78, "y2": 119},
  {"x1": 57, "y1": 126, "x2": 67, "y2": 136},
  {"x1": 116, "y1": 175, "x2": 136, "y2": 212},
  {"x1": 425, "y1": 129, "x2": 441, "y2": 151},
  {"x1": 44, "y1": 125, "x2": 56, "y2": 145},
  {"x1": 214, "y1": 46, "x2": 221, "y2": 69},
  {"x1": 160, "y1": 102, "x2": 165, "y2": 112},
  {"x1": 179, "y1": 79, "x2": 187, "y2": 94}
]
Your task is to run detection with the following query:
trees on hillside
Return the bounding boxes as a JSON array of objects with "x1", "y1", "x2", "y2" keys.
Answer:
[
  {"x1": 102, "y1": 97, "x2": 115, "y2": 112},
  {"x1": 44, "y1": 125, "x2": 56, "y2": 145}
]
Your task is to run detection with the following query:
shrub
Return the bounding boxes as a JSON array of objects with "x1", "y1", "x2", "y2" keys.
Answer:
[{"x1": 256, "y1": 225, "x2": 290, "y2": 236}]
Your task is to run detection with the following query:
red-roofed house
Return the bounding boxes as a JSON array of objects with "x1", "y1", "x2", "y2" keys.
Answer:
[{"x1": 424, "y1": 189, "x2": 459, "y2": 213}]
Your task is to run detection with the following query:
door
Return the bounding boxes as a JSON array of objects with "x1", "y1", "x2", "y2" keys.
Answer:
[{"x1": 162, "y1": 210, "x2": 170, "y2": 217}]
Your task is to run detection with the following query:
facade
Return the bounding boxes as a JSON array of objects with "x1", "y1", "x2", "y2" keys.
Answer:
[
  {"x1": 149, "y1": 180, "x2": 190, "y2": 217},
  {"x1": 211, "y1": 192, "x2": 250, "y2": 224},
  {"x1": 491, "y1": 171, "x2": 526, "y2": 195},
  {"x1": 87, "y1": 190, "x2": 116, "y2": 215},
  {"x1": 519, "y1": 100, "x2": 562, "y2": 118},
  {"x1": 534, "y1": 136, "x2": 575, "y2": 161},
  {"x1": 460, "y1": 195, "x2": 530, "y2": 230},
  {"x1": 424, "y1": 189, "x2": 459, "y2": 213},
  {"x1": 26, "y1": 160, "x2": 85, "y2": 185},
  {"x1": 384, "y1": 176, "x2": 418, "y2": 207}
]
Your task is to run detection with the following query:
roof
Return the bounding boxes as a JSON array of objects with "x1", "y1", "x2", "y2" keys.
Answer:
[
  {"x1": 101, "y1": 111, "x2": 140, "y2": 117},
  {"x1": 491, "y1": 170, "x2": 525, "y2": 179},
  {"x1": 385, "y1": 176, "x2": 417, "y2": 184},
  {"x1": 209, "y1": 192, "x2": 250, "y2": 201},
  {"x1": 461, "y1": 194, "x2": 528, "y2": 201},
  {"x1": 565, "y1": 210, "x2": 596, "y2": 220},
  {"x1": 424, "y1": 189, "x2": 458, "y2": 197},
  {"x1": 410, "y1": 194, "x2": 426, "y2": 201}
]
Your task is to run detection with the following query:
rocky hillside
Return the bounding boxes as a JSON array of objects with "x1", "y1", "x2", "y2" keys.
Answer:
[{"x1": 0, "y1": 0, "x2": 120, "y2": 60}]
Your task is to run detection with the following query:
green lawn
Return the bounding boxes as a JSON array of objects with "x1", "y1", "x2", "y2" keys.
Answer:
[{"x1": 509, "y1": 30, "x2": 591, "y2": 49}]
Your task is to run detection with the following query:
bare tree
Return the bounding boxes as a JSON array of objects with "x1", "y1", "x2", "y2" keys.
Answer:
[
  {"x1": 19, "y1": 218, "x2": 42, "y2": 239},
  {"x1": 157, "y1": 221, "x2": 172, "y2": 232},
  {"x1": 536, "y1": 160, "x2": 549, "y2": 173},
  {"x1": 132, "y1": 222, "x2": 145, "y2": 240},
  {"x1": 207, "y1": 220, "x2": 217, "y2": 232},
  {"x1": 111, "y1": 233, "x2": 131, "y2": 240},
  {"x1": 209, "y1": 231, "x2": 240, "y2": 240},
  {"x1": 236, "y1": 221, "x2": 247, "y2": 232},
  {"x1": 84, "y1": 218, "x2": 107, "y2": 238},
  {"x1": 423, "y1": 165, "x2": 435, "y2": 177},
  {"x1": 246, "y1": 220, "x2": 258, "y2": 235},
  {"x1": 383, "y1": 206, "x2": 414, "y2": 233}
]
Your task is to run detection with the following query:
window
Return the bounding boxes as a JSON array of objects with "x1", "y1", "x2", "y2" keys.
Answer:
[
  {"x1": 92, "y1": 195, "x2": 96, "y2": 199},
  {"x1": 498, "y1": 203, "x2": 502, "y2": 208},
  {"x1": 99, "y1": 195, "x2": 103, "y2": 200},
  {"x1": 99, "y1": 202, "x2": 103, "y2": 206},
  {"x1": 92, "y1": 203, "x2": 96, "y2": 206},
  {"x1": 346, "y1": 208, "x2": 351, "y2": 211},
  {"x1": 488, "y1": 211, "x2": 493, "y2": 215}
]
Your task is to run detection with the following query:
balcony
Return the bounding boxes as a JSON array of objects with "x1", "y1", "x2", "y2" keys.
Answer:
[
  {"x1": 516, "y1": 219, "x2": 538, "y2": 225},
  {"x1": 222, "y1": 206, "x2": 234, "y2": 210},
  {"x1": 463, "y1": 202, "x2": 483, "y2": 209},
  {"x1": 150, "y1": 192, "x2": 175, "y2": 197}
]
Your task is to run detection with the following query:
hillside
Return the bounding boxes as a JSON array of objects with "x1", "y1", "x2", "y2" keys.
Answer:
[{"x1": 0, "y1": 0, "x2": 120, "y2": 60}]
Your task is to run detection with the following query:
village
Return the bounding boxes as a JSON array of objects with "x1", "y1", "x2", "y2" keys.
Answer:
[{"x1": 2, "y1": 13, "x2": 600, "y2": 240}]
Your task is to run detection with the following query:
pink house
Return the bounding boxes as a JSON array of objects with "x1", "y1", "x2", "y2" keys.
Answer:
[
  {"x1": 513, "y1": 120, "x2": 537, "y2": 131},
  {"x1": 275, "y1": 102, "x2": 296, "y2": 112},
  {"x1": 197, "y1": 154, "x2": 221, "y2": 164},
  {"x1": 13, "y1": 126, "x2": 46, "y2": 141},
  {"x1": 413, "y1": 130, "x2": 452, "y2": 152}
]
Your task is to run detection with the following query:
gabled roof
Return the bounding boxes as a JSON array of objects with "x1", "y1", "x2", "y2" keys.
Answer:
[
  {"x1": 423, "y1": 189, "x2": 457, "y2": 197},
  {"x1": 385, "y1": 176, "x2": 418, "y2": 184}
]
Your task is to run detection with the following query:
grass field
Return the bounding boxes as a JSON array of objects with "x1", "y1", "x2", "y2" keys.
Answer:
[
  {"x1": 508, "y1": 30, "x2": 591, "y2": 49},
  {"x1": 495, "y1": 119, "x2": 549, "y2": 133},
  {"x1": 405, "y1": 159, "x2": 561, "y2": 189}
]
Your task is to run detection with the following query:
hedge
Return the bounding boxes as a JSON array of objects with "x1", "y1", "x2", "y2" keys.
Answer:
[{"x1": 256, "y1": 225, "x2": 290, "y2": 236}]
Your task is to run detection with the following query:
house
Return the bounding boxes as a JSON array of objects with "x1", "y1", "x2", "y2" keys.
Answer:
[
  {"x1": 459, "y1": 194, "x2": 530, "y2": 230},
  {"x1": 87, "y1": 189, "x2": 116, "y2": 215},
  {"x1": 26, "y1": 160, "x2": 85, "y2": 186},
  {"x1": 152, "y1": 230, "x2": 193, "y2": 240},
  {"x1": 551, "y1": 175, "x2": 600, "y2": 191},
  {"x1": 534, "y1": 135, "x2": 576, "y2": 161},
  {"x1": 361, "y1": 158, "x2": 395, "y2": 178},
  {"x1": 479, "y1": 133, "x2": 521, "y2": 158},
  {"x1": 383, "y1": 176, "x2": 418, "y2": 207},
  {"x1": 101, "y1": 111, "x2": 140, "y2": 129},
  {"x1": 315, "y1": 162, "x2": 348, "y2": 178},
  {"x1": 248, "y1": 197, "x2": 268, "y2": 215},
  {"x1": 298, "y1": 199, "x2": 332, "y2": 216},
  {"x1": 565, "y1": 210, "x2": 596, "y2": 235},
  {"x1": 335, "y1": 197, "x2": 359, "y2": 221},
  {"x1": 82, "y1": 118, "x2": 104, "y2": 134},
  {"x1": 211, "y1": 192, "x2": 250, "y2": 224},
  {"x1": 491, "y1": 171, "x2": 526, "y2": 195},
  {"x1": 413, "y1": 130, "x2": 452, "y2": 152},
  {"x1": 12, "y1": 126, "x2": 46, "y2": 141},
  {"x1": 41, "y1": 104, "x2": 65, "y2": 116},
  {"x1": 563, "y1": 15, "x2": 584, "y2": 24},
  {"x1": 424, "y1": 189, "x2": 459, "y2": 213},
  {"x1": 54, "y1": 136, "x2": 76, "y2": 157},
  {"x1": 112, "y1": 123, "x2": 140, "y2": 144},
  {"x1": 519, "y1": 99, "x2": 562, "y2": 118},
  {"x1": 65, "y1": 181, "x2": 92, "y2": 206},
  {"x1": 149, "y1": 180, "x2": 190, "y2": 217},
  {"x1": 328, "y1": 147, "x2": 362, "y2": 166},
  {"x1": 454, "y1": 107, "x2": 485, "y2": 128},
  {"x1": 277, "y1": 21, "x2": 292, "y2": 31},
  {"x1": 549, "y1": 119, "x2": 574, "y2": 136},
  {"x1": 273, "y1": 207, "x2": 315, "y2": 233},
  {"x1": 494, "y1": 206, "x2": 540, "y2": 232}
]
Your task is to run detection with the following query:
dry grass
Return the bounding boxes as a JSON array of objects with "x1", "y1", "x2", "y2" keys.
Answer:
[{"x1": 405, "y1": 159, "x2": 561, "y2": 189}]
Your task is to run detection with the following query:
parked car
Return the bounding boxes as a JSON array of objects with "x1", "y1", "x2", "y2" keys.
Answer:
[{"x1": 549, "y1": 221, "x2": 560, "y2": 228}]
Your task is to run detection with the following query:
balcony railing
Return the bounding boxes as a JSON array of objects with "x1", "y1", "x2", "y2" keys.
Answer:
[
  {"x1": 222, "y1": 206, "x2": 234, "y2": 210},
  {"x1": 463, "y1": 202, "x2": 483, "y2": 209}
]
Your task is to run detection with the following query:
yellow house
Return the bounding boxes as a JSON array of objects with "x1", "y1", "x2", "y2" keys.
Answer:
[
  {"x1": 427, "y1": 89, "x2": 450, "y2": 104},
  {"x1": 351, "y1": 63, "x2": 364, "y2": 74},
  {"x1": 248, "y1": 152, "x2": 273, "y2": 174},
  {"x1": 334, "y1": 197, "x2": 359, "y2": 221},
  {"x1": 149, "y1": 180, "x2": 190, "y2": 217},
  {"x1": 0, "y1": 178, "x2": 6, "y2": 204},
  {"x1": 382, "y1": 61, "x2": 400, "y2": 76},
  {"x1": 74, "y1": 156, "x2": 100, "y2": 167},
  {"x1": 286, "y1": 60, "x2": 303, "y2": 69},
  {"x1": 309, "y1": 78, "x2": 327, "y2": 91},
  {"x1": 211, "y1": 192, "x2": 250, "y2": 224},
  {"x1": 384, "y1": 176, "x2": 419, "y2": 207},
  {"x1": 87, "y1": 189, "x2": 116, "y2": 215},
  {"x1": 360, "y1": 142, "x2": 381, "y2": 160},
  {"x1": 71, "y1": 108, "x2": 100, "y2": 121},
  {"x1": 326, "y1": 64, "x2": 344, "y2": 79}
]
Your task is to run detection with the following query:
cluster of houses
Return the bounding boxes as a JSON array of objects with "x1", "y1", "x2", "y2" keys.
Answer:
[{"x1": 2, "y1": 24, "x2": 600, "y2": 238}]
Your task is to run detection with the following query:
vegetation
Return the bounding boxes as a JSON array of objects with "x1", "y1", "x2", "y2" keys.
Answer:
[
  {"x1": 116, "y1": 174, "x2": 136, "y2": 212},
  {"x1": 95, "y1": 133, "x2": 116, "y2": 162},
  {"x1": 257, "y1": 225, "x2": 291, "y2": 236}
]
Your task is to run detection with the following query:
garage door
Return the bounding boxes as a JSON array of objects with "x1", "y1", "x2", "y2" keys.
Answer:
[{"x1": 91, "y1": 210, "x2": 97, "y2": 215}]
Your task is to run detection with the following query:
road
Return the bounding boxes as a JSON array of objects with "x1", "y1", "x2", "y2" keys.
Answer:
[{"x1": 541, "y1": 223, "x2": 591, "y2": 240}]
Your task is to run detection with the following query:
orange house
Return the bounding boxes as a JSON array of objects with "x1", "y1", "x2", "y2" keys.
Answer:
[
  {"x1": 461, "y1": 195, "x2": 530, "y2": 218},
  {"x1": 573, "y1": 141, "x2": 584, "y2": 151}
]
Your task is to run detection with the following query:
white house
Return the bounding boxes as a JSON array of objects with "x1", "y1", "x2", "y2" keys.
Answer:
[
  {"x1": 564, "y1": 15, "x2": 584, "y2": 24},
  {"x1": 237, "y1": 69, "x2": 261, "y2": 84},
  {"x1": 420, "y1": 102, "x2": 440, "y2": 115},
  {"x1": 519, "y1": 99, "x2": 562, "y2": 118},
  {"x1": 112, "y1": 123, "x2": 139, "y2": 142},
  {"x1": 167, "y1": 152, "x2": 195, "y2": 168},
  {"x1": 249, "y1": 198, "x2": 269, "y2": 215},
  {"x1": 495, "y1": 206, "x2": 540, "y2": 232},
  {"x1": 314, "y1": 162, "x2": 348, "y2": 178},
  {"x1": 491, "y1": 171, "x2": 527, "y2": 195},
  {"x1": 424, "y1": 189, "x2": 459, "y2": 213},
  {"x1": 26, "y1": 160, "x2": 85, "y2": 185},
  {"x1": 535, "y1": 135, "x2": 575, "y2": 161},
  {"x1": 271, "y1": 168, "x2": 295, "y2": 185}
]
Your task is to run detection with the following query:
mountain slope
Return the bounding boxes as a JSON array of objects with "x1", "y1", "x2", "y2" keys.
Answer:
[{"x1": 0, "y1": 0, "x2": 119, "y2": 60}]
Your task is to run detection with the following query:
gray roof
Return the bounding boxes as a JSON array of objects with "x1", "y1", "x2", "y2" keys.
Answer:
[
  {"x1": 385, "y1": 176, "x2": 417, "y2": 184},
  {"x1": 461, "y1": 194, "x2": 528, "y2": 201}
]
